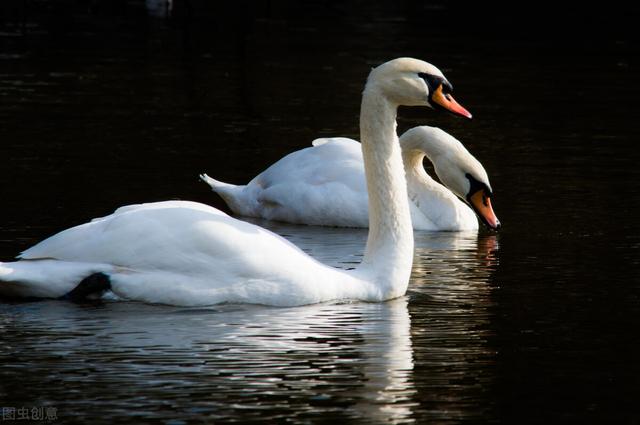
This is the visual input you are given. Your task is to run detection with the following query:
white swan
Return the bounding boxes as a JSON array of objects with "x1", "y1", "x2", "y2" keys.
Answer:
[
  {"x1": 0, "y1": 57, "x2": 474, "y2": 306},
  {"x1": 200, "y1": 126, "x2": 500, "y2": 231}
]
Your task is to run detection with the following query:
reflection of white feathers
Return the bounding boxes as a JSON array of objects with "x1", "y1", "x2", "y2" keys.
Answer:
[
  {"x1": 10, "y1": 295, "x2": 415, "y2": 423},
  {"x1": 355, "y1": 298, "x2": 415, "y2": 422}
]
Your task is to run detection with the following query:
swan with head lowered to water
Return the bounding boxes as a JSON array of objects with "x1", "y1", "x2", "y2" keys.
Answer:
[
  {"x1": 0, "y1": 57, "x2": 479, "y2": 307},
  {"x1": 201, "y1": 125, "x2": 500, "y2": 231}
]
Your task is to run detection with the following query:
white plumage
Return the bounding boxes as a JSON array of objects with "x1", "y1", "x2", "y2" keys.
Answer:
[
  {"x1": 201, "y1": 126, "x2": 489, "y2": 231},
  {"x1": 0, "y1": 58, "x2": 476, "y2": 306}
]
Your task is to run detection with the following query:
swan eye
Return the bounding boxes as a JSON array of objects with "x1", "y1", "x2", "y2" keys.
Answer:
[
  {"x1": 418, "y1": 72, "x2": 443, "y2": 93},
  {"x1": 419, "y1": 73, "x2": 455, "y2": 103},
  {"x1": 465, "y1": 173, "x2": 491, "y2": 201}
]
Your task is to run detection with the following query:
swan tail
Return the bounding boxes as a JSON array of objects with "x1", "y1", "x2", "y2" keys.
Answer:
[
  {"x1": 199, "y1": 173, "x2": 238, "y2": 192},
  {"x1": 0, "y1": 260, "x2": 113, "y2": 299},
  {"x1": 199, "y1": 173, "x2": 257, "y2": 217}
]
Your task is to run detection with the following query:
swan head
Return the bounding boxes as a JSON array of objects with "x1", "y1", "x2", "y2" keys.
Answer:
[
  {"x1": 367, "y1": 58, "x2": 472, "y2": 119},
  {"x1": 403, "y1": 126, "x2": 501, "y2": 230}
]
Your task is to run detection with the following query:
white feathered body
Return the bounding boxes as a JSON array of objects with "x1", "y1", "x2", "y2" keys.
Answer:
[
  {"x1": 0, "y1": 57, "x2": 470, "y2": 306},
  {"x1": 0, "y1": 201, "x2": 377, "y2": 306},
  {"x1": 202, "y1": 137, "x2": 478, "y2": 231},
  {"x1": 206, "y1": 138, "x2": 370, "y2": 227}
]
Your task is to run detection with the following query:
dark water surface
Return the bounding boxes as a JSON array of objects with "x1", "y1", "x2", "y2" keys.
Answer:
[{"x1": 1, "y1": 1, "x2": 639, "y2": 423}]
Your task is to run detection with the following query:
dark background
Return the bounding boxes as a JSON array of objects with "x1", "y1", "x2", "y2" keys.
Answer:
[
  {"x1": 1, "y1": 1, "x2": 639, "y2": 423},
  {"x1": 1, "y1": 0, "x2": 637, "y2": 230}
]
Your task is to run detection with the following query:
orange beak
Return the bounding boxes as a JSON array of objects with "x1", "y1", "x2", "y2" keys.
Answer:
[
  {"x1": 431, "y1": 84, "x2": 473, "y2": 119},
  {"x1": 469, "y1": 189, "x2": 500, "y2": 230}
]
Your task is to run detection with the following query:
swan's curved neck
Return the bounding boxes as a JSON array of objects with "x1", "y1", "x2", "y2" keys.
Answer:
[
  {"x1": 356, "y1": 87, "x2": 414, "y2": 297},
  {"x1": 400, "y1": 135, "x2": 439, "y2": 188}
]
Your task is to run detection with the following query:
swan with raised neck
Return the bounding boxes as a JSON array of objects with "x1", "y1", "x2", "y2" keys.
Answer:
[
  {"x1": 0, "y1": 58, "x2": 473, "y2": 306},
  {"x1": 341, "y1": 57, "x2": 474, "y2": 295}
]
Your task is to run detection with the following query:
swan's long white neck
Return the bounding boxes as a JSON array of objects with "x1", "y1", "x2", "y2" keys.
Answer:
[{"x1": 355, "y1": 85, "x2": 414, "y2": 298}]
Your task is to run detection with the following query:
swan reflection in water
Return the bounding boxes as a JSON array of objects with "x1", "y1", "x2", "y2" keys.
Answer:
[
  {"x1": 0, "y1": 295, "x2": 416, "y2": 422},
  {"x1": 0, "y1": 222, "x2": 498, "y2": 423},
  {"x1": 238, "y1": 220, "x2": 499, "y2": 421}
]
